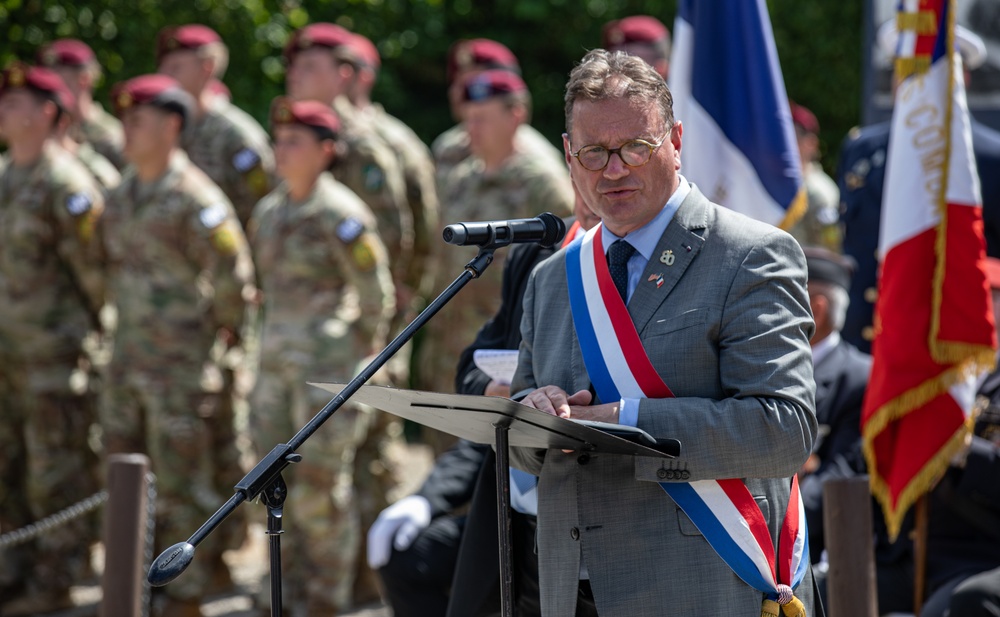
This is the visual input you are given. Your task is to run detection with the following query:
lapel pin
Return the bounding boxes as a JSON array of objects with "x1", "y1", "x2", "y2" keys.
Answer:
[
  {"x1": 648, "y1": 273, "x2": 665, "y2": 288},
  {"x1": 660, "y1": 250, "x2": 675, "y2": 266}
]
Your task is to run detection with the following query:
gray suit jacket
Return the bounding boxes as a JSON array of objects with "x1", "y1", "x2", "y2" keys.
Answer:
[{"x1": 510, "y1": 185, "x2": 818, "y2": 616}]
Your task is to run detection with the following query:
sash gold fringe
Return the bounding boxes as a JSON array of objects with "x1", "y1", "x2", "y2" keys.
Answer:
[{"x1": 761, "y1": 596, "x2": 807, "y2": 617}]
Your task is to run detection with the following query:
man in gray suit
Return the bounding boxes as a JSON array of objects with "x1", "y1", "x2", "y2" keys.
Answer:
[{"x1": 511, "y1": 50, "x2": 819, "y2": 616}]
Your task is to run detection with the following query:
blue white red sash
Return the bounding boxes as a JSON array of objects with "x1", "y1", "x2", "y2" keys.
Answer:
[{"x1": 565, "y1": 223, "x2": 809, "y2": 611}]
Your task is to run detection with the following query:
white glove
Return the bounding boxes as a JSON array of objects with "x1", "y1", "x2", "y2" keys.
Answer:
[{"x1": 366, "y1": 494, "x2": 432, "y2": 569}]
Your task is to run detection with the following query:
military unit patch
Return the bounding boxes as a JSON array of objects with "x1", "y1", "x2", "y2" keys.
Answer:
[
  {"x1": 350, "y1": 236, "x2": 377, "y2": 271},
  {"x1": 66, "y1": 192, "x2": 93, "y2": 216},
  {"x1": 362, "y1": 164, "x2": 384, "y2": 193},
  {"x1": 335, "y1": 217, "x2": 364, "y2": 244},
  {"x1": 232, "y1": 148, "x2": 261, "y2": 173},
  {"x1": 199, "y1": 202, "x2": 228, "y2": 229},
  {"x1": 210, "y1": 222, "x2": 240, "y2": 256}
]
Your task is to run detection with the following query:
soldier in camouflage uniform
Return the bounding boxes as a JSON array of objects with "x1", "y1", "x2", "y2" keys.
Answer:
[
  {"x1": 432, "y1": 38, "x2": 565, "y2": 183},
  {"x1": 37, "y1": 38, "x2": 126, "y2": 169},
  {"x1": 0, "y1": 64, "x2": 106, "y2": 615},
  {"x1": 156, "y1": 24, "x2": 276, "y2": 229},
  {"x1": 100, "y1": 75, "x2": 255, "y2": 617},
  {"x1": 418, "y1": 70, "x2": 573, "y2": 443},
  {"x1": 786, "y1": 101, "x2": 842, "y2": 252},
  {"x1": 247, "y1": 97, "x2": 395, "y2": 615},
  {"x1": 284, "y1": 23, "x2": 412, "y2": 299},
  {"x1": 52, "y1": 100, "x2": 122, "y2": 191},
  {"x1": 601, "y1": 15, "x2": 672, "y2": 80}
]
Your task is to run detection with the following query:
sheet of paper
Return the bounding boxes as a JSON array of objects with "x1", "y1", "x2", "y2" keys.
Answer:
[{"x1": 472, "y1": 349, "x2": 520, "y2": 385}]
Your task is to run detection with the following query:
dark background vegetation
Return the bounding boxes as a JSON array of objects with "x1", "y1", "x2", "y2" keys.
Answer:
[{"x1": 0, "y1": 0, "x2": 863, "y2": 172}]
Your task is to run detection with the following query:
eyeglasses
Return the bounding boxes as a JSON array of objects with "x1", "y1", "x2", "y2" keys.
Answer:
[{"x1": 568, "y1": 130, "x2": 671, "y2": 172}]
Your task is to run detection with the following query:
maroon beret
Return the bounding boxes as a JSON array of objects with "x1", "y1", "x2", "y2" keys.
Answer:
[
  {"x1": 0, "y1": 62, "x2": 74, "y2": 113},
  {"x1": 37, "y1": 39, "x2": 95, "y2": 68},
  {"x1": 461, "y1": 69, "x2": 527, "y2": 103},
  {"x1": 270, "y1": 96, "x2": 340, "y2": 138},
  {"x1": 790, "y1": 101, "x2": 820, "y2": 135},
  {"x1": 447, "y1": 38, "x2": 520, "y2": 84},
  {"x1": 156, "y1": 25, "x2": 222, "y2": 63},
  {"x1": 348, "y1": 34, "x2": 381, "y2": 70},
  {"x1": 283, "y1": 23, "x2": 354, "y2": 63},
  {"x1": 110, "y1": 74, "x2": 192, "y2": 122},
  {"x1": 602, "y1": 16, "x2": 670, "y2": 48}
]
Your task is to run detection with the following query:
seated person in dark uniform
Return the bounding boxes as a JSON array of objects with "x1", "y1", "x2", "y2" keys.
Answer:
[
  {"x1": 797, "y1": 248, "x2": 871, "y2": 565},
  {"x1": 368, "y1": 192, "x2": 598, "y2": 617},
  {"x1": 871, "y1": 257, "x2": 1000, "y2": 617}
]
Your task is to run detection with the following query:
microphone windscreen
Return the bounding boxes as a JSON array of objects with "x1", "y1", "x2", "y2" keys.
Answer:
[{"x1": 538, "y1": 212, "x2": 567, "y2": 248}]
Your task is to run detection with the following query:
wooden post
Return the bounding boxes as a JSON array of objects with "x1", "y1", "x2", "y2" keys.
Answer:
[
  {"x1": 913, "y1": 495, "x2": 930, "y2": 616},
  {"x1": 100, "y1": 453, "x2": 152, "y2": 617},
  {"x1": 824, "y1": 476, "x2": 878, "y2": 617}
]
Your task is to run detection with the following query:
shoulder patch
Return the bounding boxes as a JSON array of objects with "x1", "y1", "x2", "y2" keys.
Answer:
[
  {"x1": 199, "y1": 203, "x2": 229, "y2": 229},
  {"x1": 336, "y1": 217, "x2": 365, "y2": 243},
  {"x1": 350, "y1": 236, "x2": 377, "y2": 272},
  {"x1": 232, "y1": 148, "x2": 262, "y2": 173},
  {"x1": 66, "y1": 192, "x2": 93, "y2": 216},
  {"x1": 362, "y1": 163, "x2": 385, "y2": 193}
]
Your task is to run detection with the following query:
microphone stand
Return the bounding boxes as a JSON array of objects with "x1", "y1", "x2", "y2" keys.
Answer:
[{"x1": 147, "y1": 246, "x2": 502, "y2": 616}]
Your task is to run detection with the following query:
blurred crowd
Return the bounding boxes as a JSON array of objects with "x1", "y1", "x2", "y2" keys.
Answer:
[{"x1": 1, "y1": 11, "x2": 1000, "y2": 617}]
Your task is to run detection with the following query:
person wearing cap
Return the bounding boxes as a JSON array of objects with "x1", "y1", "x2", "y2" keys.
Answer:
[
  {"x1": 864, "y1": 261, "x2": 1000, "y2": 616},
  {"x1": 785, "y1": 102, "x2": 841, "y2": 253},
  {"x1": 602, "y1": 15, "x2": 671, "y2": 79},
  {"x1": 838, "y1": 22, "x2": 1000, "y2": 354},
  {"x1": 416, "y1": 68, "x2": 573, "y2": 444},
  {"x1": 284, "y1": 23, "x2": 412, "y2": 304},
  {"x1": 246, "y1": 96, "x2": 395, "y2": 616},
  {"x1": 793, "y1": 248, "x2": 870, "y2": 569},
  {"x1": 340, "y1": 31, "x2": 441, "y2": 604},
  {"x1": 0, "y1": 62, "x2": 107, "y2": 615},
  {"x1": 99, "y1": 73, "x2": 255, "y2": 617},
  {"x1": 37, "y1": 38, "x2": 126, "y2": 169},
  {"x1": 432, "y1": 38, "x2": 565, "y2": 182},
  {"x1": 156, "y1": 24, "x2": 276, "y2": 229}
]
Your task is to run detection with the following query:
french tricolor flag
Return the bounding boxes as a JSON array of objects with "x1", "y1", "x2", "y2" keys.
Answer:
[
  {"x1": 862, "y1": 0, "x2": 996, "y2": 540},
  {"x1": 668, "y1": 0, "x2": 805, "y2": 228}
]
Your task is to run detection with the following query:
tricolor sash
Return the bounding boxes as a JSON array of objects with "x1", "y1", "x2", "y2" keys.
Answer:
[{"x1": 565, "y1": 223, "x2": 809, "y2": 616}]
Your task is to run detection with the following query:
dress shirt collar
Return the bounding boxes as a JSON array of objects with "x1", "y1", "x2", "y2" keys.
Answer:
[
  {"x1": 601, "y1": 175, "x2": 691, "y2": 260},
  {"x1": 811, "y1": 330, "x2": 841, "y2": 366}
]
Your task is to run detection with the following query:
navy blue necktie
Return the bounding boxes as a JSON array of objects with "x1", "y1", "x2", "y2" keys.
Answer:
[{"x1": 608, "y1": 240, "x2": 635, "y2": 303}]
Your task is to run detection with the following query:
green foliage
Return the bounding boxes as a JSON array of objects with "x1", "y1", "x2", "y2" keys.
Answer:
[{"x1": 1, "y1": 0, "x2": 862, "y2": 172}]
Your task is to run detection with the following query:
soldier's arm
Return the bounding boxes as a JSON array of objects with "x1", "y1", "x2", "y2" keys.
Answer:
[
  {"x1": 403, "y1": 160, "x2": 441, "y2": 301},
  {"x1": 523, "y1": 164, "x2": 574, "y2": 219},
  {"x1": 326, "y1": 212, "x2": 396, "y2": 352},
  {"x1": 53, "y1": 176, "x2": 108, "y2": 325},
  {"x1": 225, "y1": 129, "x2": 277, "y2": 228},
  {"x1": 187, "y1": 196, "x2": 256, "y2": 336}
]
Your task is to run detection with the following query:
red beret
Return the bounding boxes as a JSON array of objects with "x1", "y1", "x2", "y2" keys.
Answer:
[
  {"x1": 461, "y1": 69, "x2": 527, "y2": 103},
  {"x1": 37, "y1": 39, "x2": 95, "y2": 68},
  {"x1": 986, "y1": 258, "x2": 1000, "y2": 291},
  {"x1": 156, "y1": 25, "x2": 222, "y2": 63},
  {"x1": 284, "y1": 23, "x2": 354, "y2": 63},
  {"x1": 603, "y1": 16, "x2": 670, "y2": 48},
  {"x1": 110, "y1": 74, "x2": 192, "y2": 121},
  {"x1": 790, "y1": 101, "x2": 820, "y2": 135},
  {"x1": 270, "y1": 96, "x2": 340, "y2": 138},
  {"x1": 447, "y1": 38, "x2": 520, "y2": 84},
  {"x1": 0, "y1": 62, "x2": 74, "y2": 113},
  {"x1": 348, "y1": 34, "x2": 381, "y2": 70}
]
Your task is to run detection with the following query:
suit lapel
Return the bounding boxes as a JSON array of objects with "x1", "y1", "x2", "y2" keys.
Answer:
[
  {"x1": 630, "y1": 187, "x2": 710, "y2": 335},
  {"x1": 812, "y1": 339, "x2": 846, "y2": 425}
]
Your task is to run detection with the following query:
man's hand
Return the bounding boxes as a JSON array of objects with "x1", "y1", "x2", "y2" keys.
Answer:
[
  {"x1": 521, "y1": 386, "x2": 620, "y2": 423},
  {"x1": 484, "y1": 380, "x2": 511, "y2": 397},
  {"x1": 366, "y1": 495, "x2": 432, "y2": 569}
]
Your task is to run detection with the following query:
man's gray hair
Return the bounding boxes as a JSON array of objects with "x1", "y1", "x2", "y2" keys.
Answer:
[
  {"x1": 810, "y1": 281, "x2": 850, "y2": 332},
  {"x1": 564, "y1": 48, "x2": 674, "y2": 134}
]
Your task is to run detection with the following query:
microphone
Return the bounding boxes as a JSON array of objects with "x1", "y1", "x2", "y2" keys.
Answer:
[{"x1": 442, "y1": 212, "x2": 567, "y2": 248}]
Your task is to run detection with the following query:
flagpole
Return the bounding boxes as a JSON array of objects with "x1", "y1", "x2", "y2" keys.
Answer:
[{"x1": 913, "y1": 495, "x2": 929, "y2": 616}]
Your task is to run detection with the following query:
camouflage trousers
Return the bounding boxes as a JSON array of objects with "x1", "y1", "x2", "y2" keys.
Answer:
[
  {"x1": 99, "y1": 366, "x2": 234, "y2": 601},
  {"x1": 251, "y1": 363, "x2": 375, "y2": 614},
  {"x1": 0, "y1": 358, "x2": 101, "y2": 601}
]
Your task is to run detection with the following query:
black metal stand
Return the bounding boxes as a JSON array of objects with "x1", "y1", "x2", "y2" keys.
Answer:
[
  {"x1": 493, "y1": 422, "x2": 515, "y2": 617},
  {"x1": 147, "y1": 248, "x2": 499, "y2": 605}
]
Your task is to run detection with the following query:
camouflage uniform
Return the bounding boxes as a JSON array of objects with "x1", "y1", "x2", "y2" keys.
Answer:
[
  {"x1": 74, "y1": 142, "x2": 121, "y2": 191},
  {"x1": 417, "y1": 146, "x2": 573, "y2": 402},
  {"x1": 0, "y1": 142, "x2": 106, "y2": 604},
  {"x1": 73, "y1": 102, "x2": 126, "y2": 170},
  {"x1": 432, "y1": 122, "x2": 566, "y2": 186},
  {"x1": 100, "y1": 150, "x2": 255, "y2": 603},
  {"x1": 180, "y1": 100, "x2": 276, "y2": 229},
  {"x1": 247, "y1": 172, "x2": 395, "y2": 614},
  {"x1": 787, "y1": 161, "x2": 842, "y2": 252}
]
